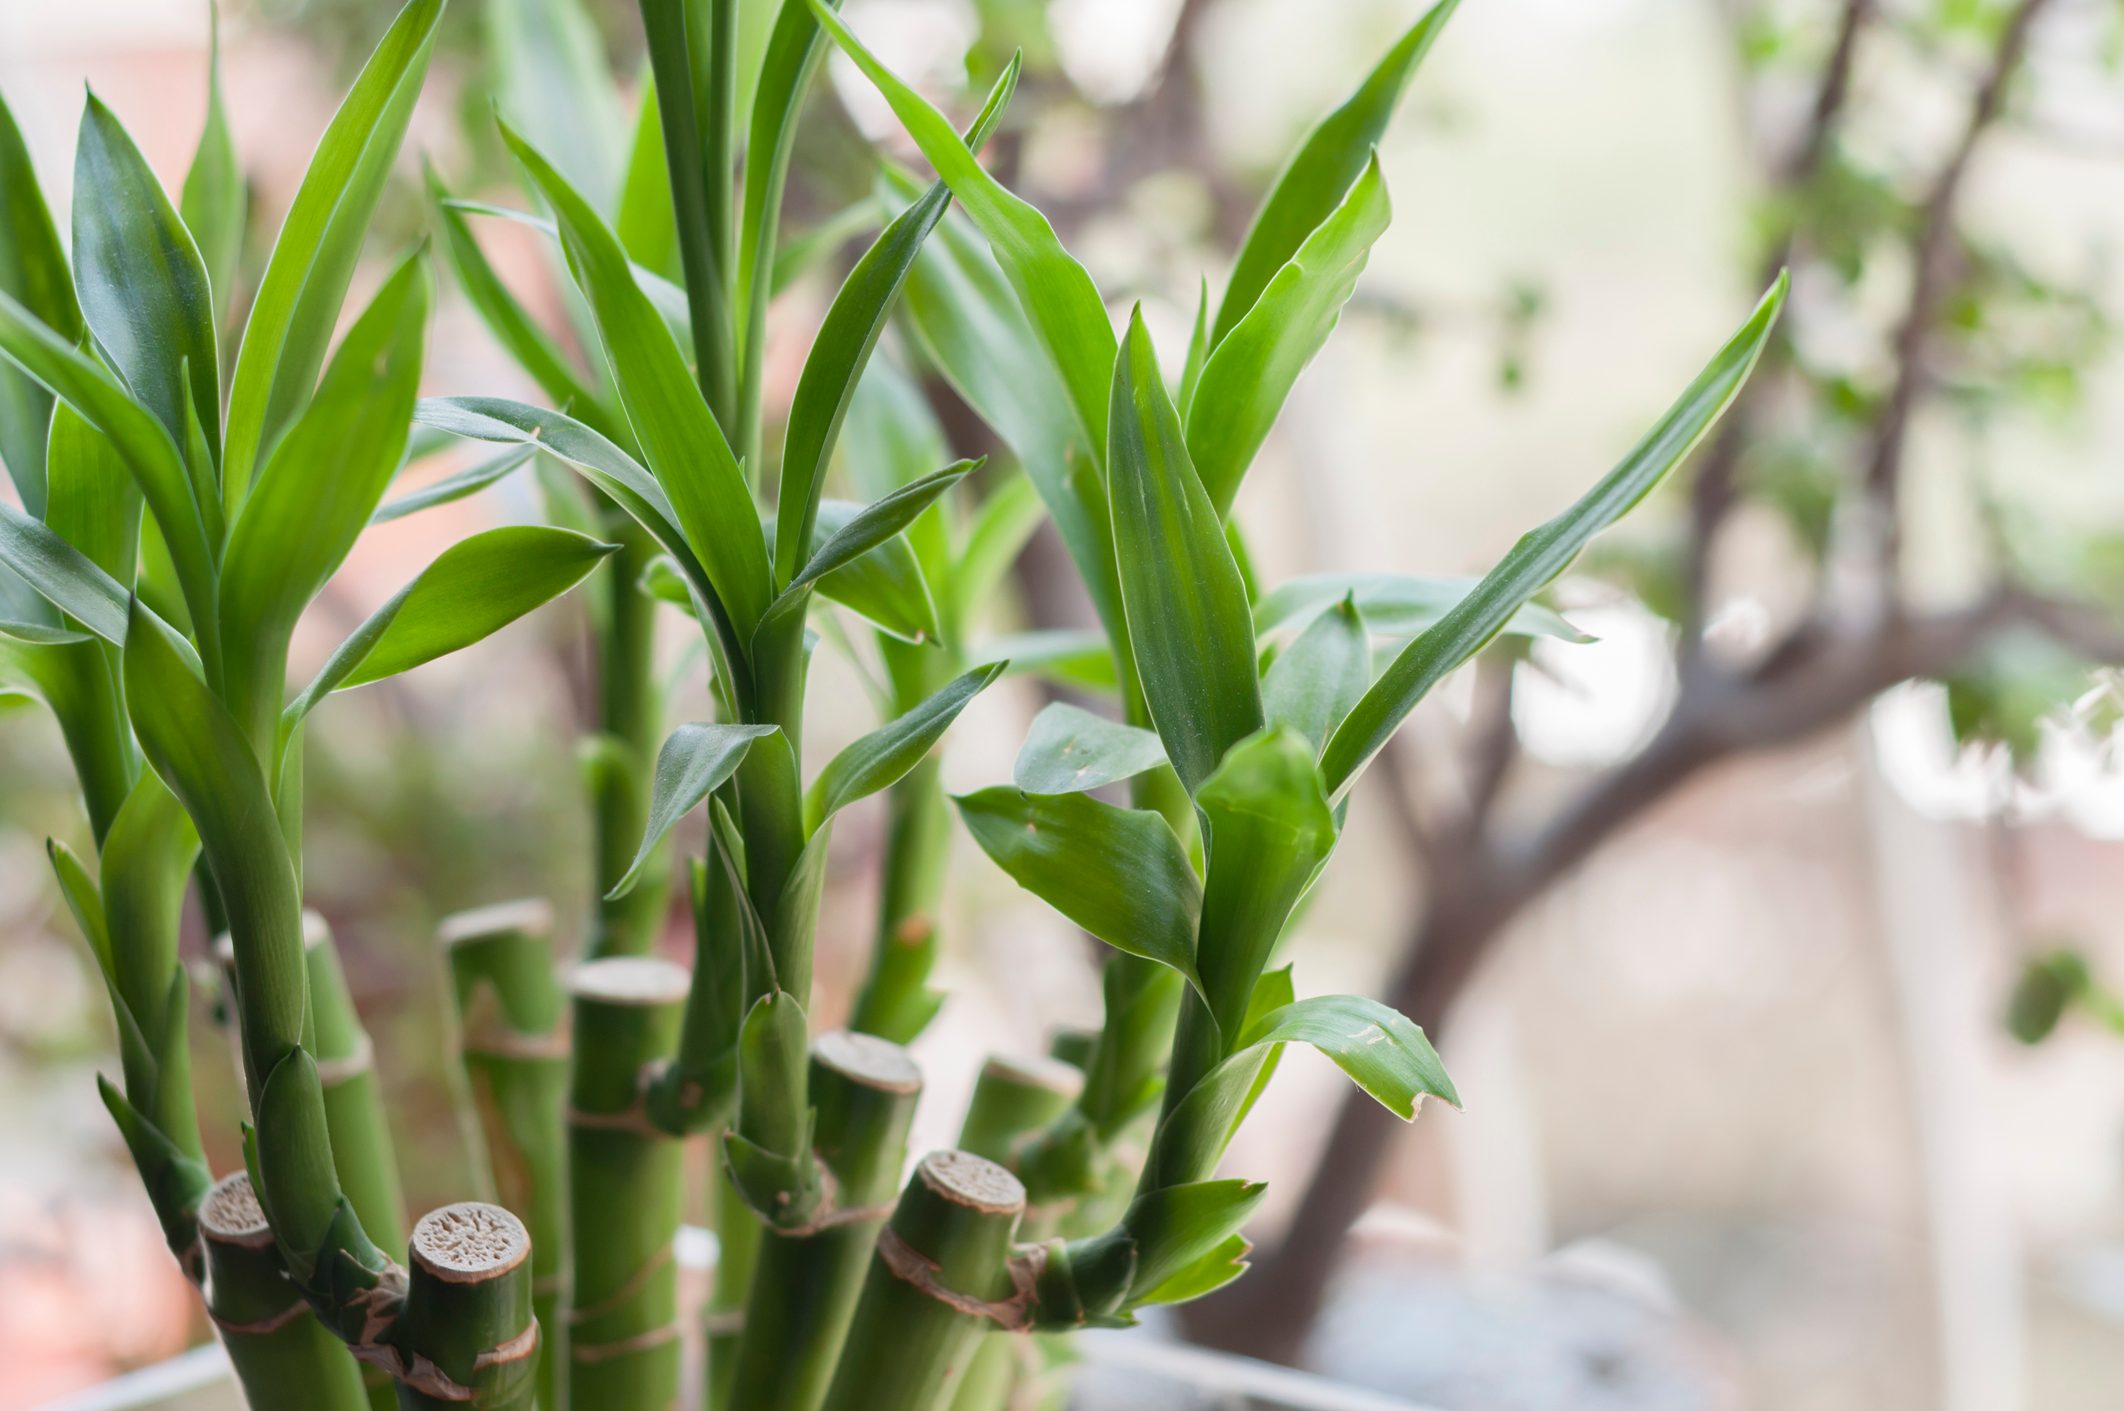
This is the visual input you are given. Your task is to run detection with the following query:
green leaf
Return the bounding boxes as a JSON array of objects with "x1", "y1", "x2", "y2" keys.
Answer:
[
  {"x1": 501, "y1": 121, "x2": 772, "y2": 641},
  {"x1": 97, "y1": 1072, "x2": 212, "y2": 1256},
  {"x1": 73, "y1": 92, "x2": 221, "y2": 460},
  {"x1": 800, "y1": 497, "x2": 943, "y2": 645},
  {"x1": 1108, "y1": 309, "x2": 1262, "y2": 794},
  {"x1": 784, "y1": 461, "x2": 977, "y2": 600},
  {"x1": 0, "y1": 292, "x2": 216, "y2": 656},
  {"x1": 0, "y1": 500, "x2": 131, "y2": 644},
  {"x1": 0, "y1": 618, "x2": 87, "y2": 645},
  {"x1": 774, "y1": 58, "x2": 1017, "y2": 585},
  {"x1": 98, "y1": 772, "x2": 199, "y2": 1028},
  {"x1": 1194, "y1": 730, "x2": 1338, "y2": 1039},
  {"x1": 221, "y1": 0, "x2": 444, "y2": 504},
  {"x1": 1239, "y1": 994, "x2": 1458, "y2": 1117},
  {"x1": 770, "y1": 825, "x2": 835, "y2": 1000},
  {"x1": 1322, "y1": 272, "x2": 1788, "y2": 797},
  {"x1": 219, "y1": 254, "x2": 429, "y2": 745},
  {"x1": 1149, "y1": 991, "x2": 1452, "y2": 1188},
  {"x1": 47, "y1": 836, "x2": 111, "y2": 979},
  {"x1": 610, "y1": 723, "x2": 780, "y2": 898},
  {"x1": 1255, "y1": 572, "x2": 1584, "y2": 642},
  {"x1": 737, "y1": 0, "x2": 840, "y2": 352},
  {"x1": 956, "y1": 786, "x2": 1203, "y2": 992},
  {"x1": 1262, "y1": 595, "x2": 1370, "y2": 752},
  {"x1": 414, "y1": 397, "x2": 694, "y2": 578},
  {"x1": 634, "y1": 0, "x2": 737, "y2": 422},
  {"x1": 617, "y1": 76, "x2": 680, "y2": 279},
  {"x1": 1188, "y1": 154, "x2": 1389, "y2": 515},
  {"x1": 441, "y1": 198, "x2": 696, "y2": 354},
  {"x1": 812, "y1": 0, "x2": 1116, "y2": 455},
  {"x1": 427, "y1": 166, "x2": 605, "y2": 422},
  {"x1": 1177, "y1": 275, "x2": 1210, "y2": 415},
  {"x1": 1210, "y1": 0, "x2": 1457, "y2": 346},
  {"x1": 1132, "y1": 1232, "x2": 1251, "y2": 1307},
  {"x1": 805, "y1": 662, "x2": 1004, "y2": 832},
  {"x1": 44, "y1": 401, "x2": 141, "y2": 586},
  {"x1": 369, "y1": 444, "x2": 536, "y2": 524},
  {"x1": 1231, "y1": 964, "x2": 1297, "y2": 1135},
  {"x1": 180, "y1": 2, "x2": 245, "y2": 326},
  {"x1": 1119, "y1": 1179, "x2": 1267, "y2": 1302},
  {"x1": 0, "y1": 90, "x2": 80, "y2": 516},
  {"x1": 250, "y1": 1048, "x2": 350, "y2": 1271},
  {"x1": 725, "y1": 992, "x2": 819, "y2": 1218},
  {"x1": 485, "y1": 0, "x2": 627, "y2": 214},
  {"x1": 285, "y1": 526, "x2": 618, "y2": 727},
  {"x1": 900, "y1": 193, "x2": 1126, "y2": 660},
  {"x1": 1013, "y1": 701, "x2": 1167, "y2": 795}
]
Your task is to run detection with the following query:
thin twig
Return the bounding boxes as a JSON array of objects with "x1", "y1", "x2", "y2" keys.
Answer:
[
  {"x1": 1863, "y1": 0, "x2": 2056, "y2": 561},
  {"x1": 1680, "y1": 0, "x2": 1877, "y2": 663},
  {"x1": 1460, "y1": 647, "x2": 1522, "y2": 828}
]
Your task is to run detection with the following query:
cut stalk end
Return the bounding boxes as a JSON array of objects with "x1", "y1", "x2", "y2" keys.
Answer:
[
  {"x1": 393, "y1": 1202, "x2": 539, "y2": 1411},
  {"x1": 818, "y1": 1150, "x2": 1029, "y2": 1411}
]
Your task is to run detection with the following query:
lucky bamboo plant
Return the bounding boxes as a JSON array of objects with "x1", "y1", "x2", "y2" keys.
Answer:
[
  {"x1": 416, "y1": 2, "x2": 1025, "y2": 1407},
  {"x1": 1, "y1": 1, "x2": 1793, "y2": 1409},
  {"x1": 435, "y1": 0, "x2": 1038, "y2": 1038},
  {"x1": 769, "y1": 2, "x2": 1786, "y2": 1407},
  {"x1": 0, "y1": 3, "x2": 607, "y2": 1408}
]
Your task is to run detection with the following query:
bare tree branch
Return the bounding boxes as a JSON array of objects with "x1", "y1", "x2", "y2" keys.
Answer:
[
  {"x1": 1460, "y1": 646, "x2": 1522, "y2": 828},
  {"x1": 1186, "y1": 582, "x2": 2124, "y2": 1363},
  {"x1": 1864, "y1": 0, "x2": 2056, "y2": 555},
  {"x1": 1680, "y1": 0, "x2": 1877, "y2": 663}
]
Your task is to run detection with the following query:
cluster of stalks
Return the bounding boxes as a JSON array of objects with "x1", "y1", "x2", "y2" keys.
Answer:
[{"x1": 1, "y1": 1, "x2": 1786, "y2": 1408}]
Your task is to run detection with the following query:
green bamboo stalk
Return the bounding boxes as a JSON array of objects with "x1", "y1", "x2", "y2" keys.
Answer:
[
  {"x1": 586, "y1": 524, "x2": 668, "y2": 959},
  {"x1": 637, "y1": 0, "x2": 736, "y2": 425},
  {"x1": 819, "y1": 1151, "x2": 1029, "y2": 1411},
  {"x1": 440, "y1": 900, "x2": 570, "y2": 1411},
  {"x1": 303, "y1": 912, "x2": 409, "y2": 1249},
  {"x1": 34, "y1": 642, "x2": 138, "y2": 843},
  {"x1": 956, "y1": 1055, "x2": 1083, "y2": 1174},
  {"x1": 389, "y1": 1202, "x2": 541, "y2": 1411},
  {"x1": 565, "y1": 955, "x2": 689, "y2": 1411},
  {"x1": 702, "y1": 1166, "x2": 758, "y2": 1411},
  {"x1": 198, "y1": 1172, "x2": 371, "y2": 1411},
  {"x1": 723, "y1": 1031, "x2": 923, "y2": 1411},
  {"x1": 1013, "y1": 956, "x2": 1182, "y2": 1229},
  {"x1": 848, "y1": 643, "x2": 956, "y2": 1043},
  {"x1": 213, "y1": 915, "x2": 404, "y2": 1411},
  {"x1": 215, "y1": 916, "x2": 408, "y2": 1245},
  {"x1": 658, "y1": 855, "x2": 749, "y2": 1411},
  {"x1": 949, "y1": 1055, "x2": 1085, "y2": 1411}
]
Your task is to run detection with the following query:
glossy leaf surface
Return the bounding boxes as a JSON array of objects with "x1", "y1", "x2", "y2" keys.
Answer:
[
  {"x1": 957, "y1": 786, "x2": 1203, "y2": 991},
  {"x1": 222, "y1": 0, "x2": 443, "y2": 501},
  {"x1": 1107, "y1": 310, "x2": 1261, "y2": 794},
  {"x1": 73, "y1": 93, "x2": 220, "y2": 456},
  {"x1": 285, "y1": 525, "x2": 617, "y2": 725},
  {"x1": 611, "y1": 723, "x2": 780, "y2": 898},
  {"x1": 1210, "y1": 0, "x2": 1457, "y2": 345},
  {"x1": 1013, "y1": 702, "x2": 1167, "y2": 795},
  {"x1": 804, "y1": 662, "x2": 1004, "y2": 832}
]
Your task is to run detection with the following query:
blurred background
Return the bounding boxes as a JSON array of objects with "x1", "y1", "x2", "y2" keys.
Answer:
[{"x1": 5, "y1": 1, "x2": 2124, "y2": 1408}]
